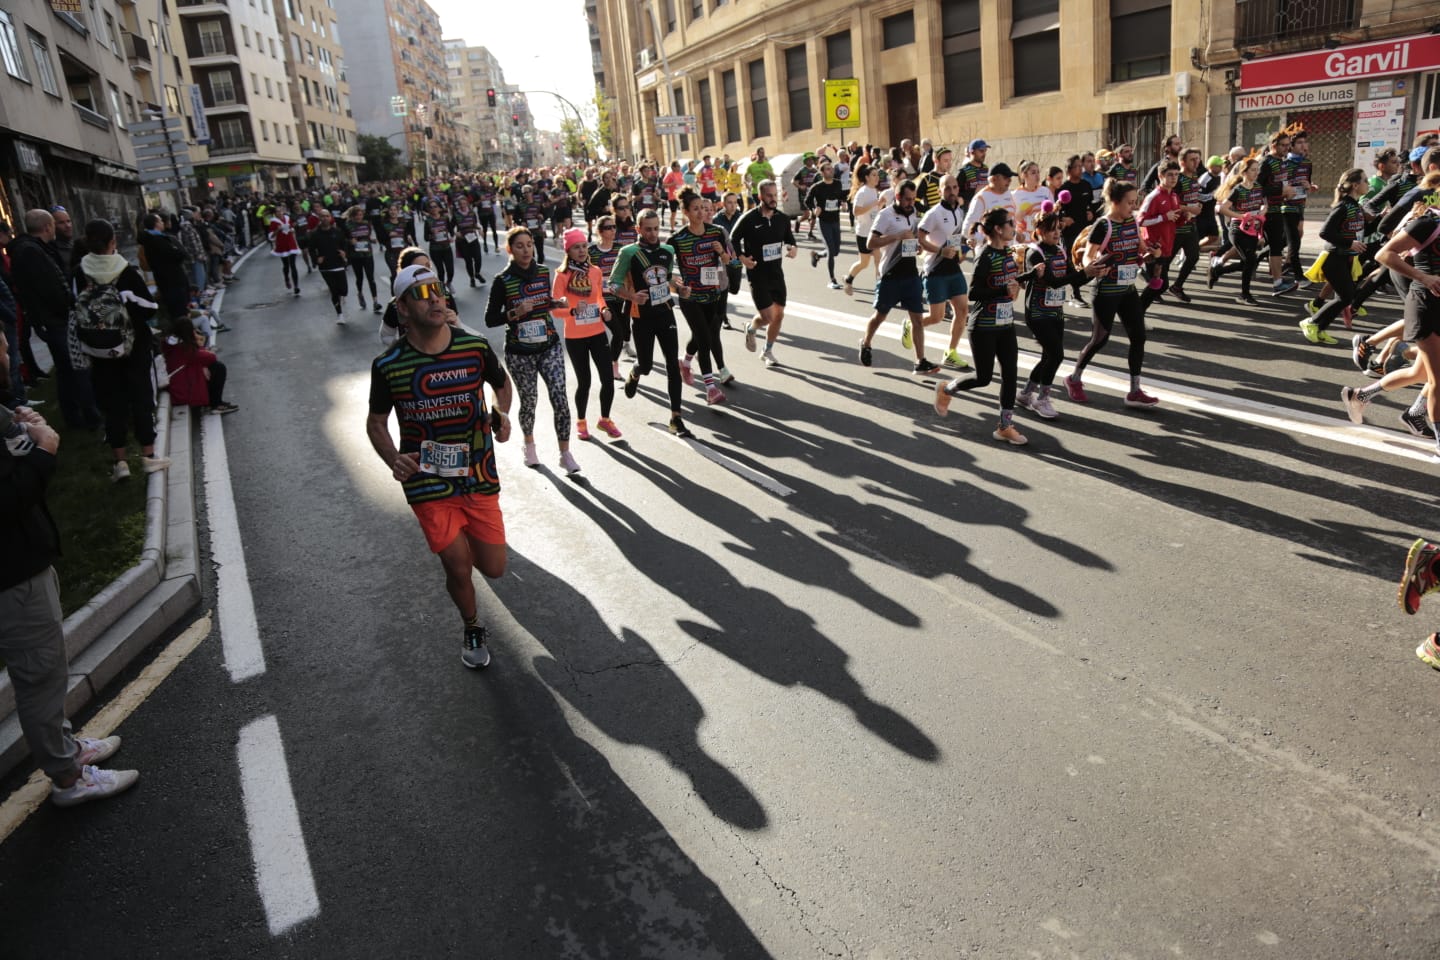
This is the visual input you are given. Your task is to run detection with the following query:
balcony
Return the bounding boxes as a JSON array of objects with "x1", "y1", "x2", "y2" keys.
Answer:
[
  {"x1": 176, "y1": 0, "x2": 228, "y2": 14},
  {"x1": 208, "y1": 142, "x2": 255, "y2": 157},
  {"x1": 125, "y1": 31, "x2": 151, "y2": 72},
  {"x1": 1235, "y1": 0, "x2": 1357, "y2": 47},
  {"x1": 74, "y1": 103, "x2": 112, "y2": 130}
]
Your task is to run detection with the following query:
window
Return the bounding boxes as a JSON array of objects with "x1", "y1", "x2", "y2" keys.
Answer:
[
  {"x1": 284, "y1": 0, "x2": 294, "y2": 16},
  {"x1": 265, "y1": 76, "x2": 272, "y2": 97},
  {"x1": 108, "y1": 82, "x2": 124, "y2": 126},
  {"x1": 722, "y1": 68, "x2": 738, "y2": 142},
  {"x1": 1011, "y1": 0, "x2": 1060, "y2": 96},
  {"x1": 197, "y1": 20, "x2": 226, "y2": 56},
  {"x1": 209, "y1": 68, "x2": 236, "y2": 103},
  {"x1": 747, "y1": 57, "x2": 769, "y2": 138},
  {"x1": 698, "y1": 76, "x2": 715, "y2": 147},
  {"x1": 261, "y1": 118, "x2": 269, "y2": 140},
  {"x1": 291, "y1": 32, "x2": 301, "y2": 59},
  {"x1": 825, "y1": 30, "x2": 851, "y2": 79},
  {"x1": 1236, "y1": 0, "x2": 1356, "y2": 46},
  {"x1": 66, "y1": 69, "x2": 97, "y2": 112},
  {"x1": 165, "y1": 84, "x2": 180, "y2": 115},
  {"x1": 305, "y1": 39, "x2": 314, "y2": 65},
  {"x1": 251, "y1": 72, "x2": 259, "y2": 94},
  {"x1": 216, "y1": 117, "x2": 247, "y2": 150},
  {"x1": 1, "y1": 11, "x2": 31, "y2": 80},
  {"x1": 103, "y1": 13, "x2": 119, "y2": 55},
  {"x1": 664, "y1": 0, "x2": 675, "y2": 33},
  {"x1": 690, "y1": 0, "x2": 702, "y2": 21},
  {"x1": 278, "y1": 82, "x2": 284, "y2": 102},
  {"x1": 784, "y1": 46, "x2": 810, "y2": 132},
  {"x1": 1110, "y1": 0, "x2": 1170, "y2": 82},
  {"x1": 672, "y1": 85, "x2": 689, "y2": 152},
  {"x1": 269, "y1": 36, "x2": 277, "y2": 58},
  {"x1": 882, "y1": 11, "x2": 914, "y2": 49},
  {"x1": 941, "y1": 0, "x2": 981, "y2": 106},
  {"x1": 286, "y1": 125, "x2": 293, "y2": 144},
  {"x1": 309, "y1": 120, "x2": 319, "y2": 145},
  {"x1": 241, "y1": 25, "x2": 250, "y2": 47},
  {"x1": 29, "y1": 34, "x2": 59, "y2": 96},
  {"x1": 124, "y1": 92, "x2": 135, "y2": 122}
]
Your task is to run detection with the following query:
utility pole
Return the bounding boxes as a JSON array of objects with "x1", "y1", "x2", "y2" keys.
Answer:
[
  {"x1": 644, "y1": 1, "x2": 679, "y2": 161},
  {"x1": 151, "y1": 0, "x2": 186, "y2": 212}
]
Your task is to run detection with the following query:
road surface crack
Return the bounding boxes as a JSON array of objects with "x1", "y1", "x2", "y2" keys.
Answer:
[{"x1": 726, "y1": 826, "x2": 854, "y2": 960}]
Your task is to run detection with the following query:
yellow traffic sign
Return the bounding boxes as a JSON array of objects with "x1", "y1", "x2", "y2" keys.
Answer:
[{"x1": 824, "y1": 78, "x2": 860, "y2": 130}]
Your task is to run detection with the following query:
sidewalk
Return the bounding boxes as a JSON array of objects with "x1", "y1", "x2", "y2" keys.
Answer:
[{"x1": 0, "y1": 245, "x2": 259, "y2": 781}]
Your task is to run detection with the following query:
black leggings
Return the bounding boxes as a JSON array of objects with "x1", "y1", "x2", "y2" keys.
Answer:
[
  {"x1": 1062, "y1": 222, "x2": 1088, "y2": 296},
  {"x1": 207, "y1": 360, "x2": 228, "y2": 407},
  {"x1": 1172, "y1": 228, "x2": 1200, "y2": 290},
  {"x1": 565, "y1": 332, "x2": 613, "y2": 420},
  {"x1": 281, "y1": 254, "x2": 299, "y2": 289},
  {"x1": 1314, "y1": 250, "x2": 1360, "y2": 332},
  {"x1": 479, "y1": 213, "x2": 499, "y2": 249},
  {"x1": 1024, "y1": 311, "x2": 1065, "y2": 387},
  {"x1": 321, "y1": 269, "x2": 348, "y2": 311},
  {"x1": 457, "y1": 239, "x2": 484, "y2": 282},
  {"x1": 633, "y1": 309, "x2": 683, "y2": 412},
  {"x1": 1283, "y1": 210, "x2": 1304, "y2": 278},
  {"x1": 680, "y1": 299, "x2": 726, "y2": 376},
  {"x1": 1217, "y1": 226, "x2": 1259, "y2": 296},
  {"x1": 428, "y1": 245, "x2": 455, "y2": 285},
  {"x1": 607, "y1": 296, "x2": 631, "y2": 362},
  {"x1": 944, "y1": 324, "x2": 1019, "y2": 411},
  {"x1": 1074, "y1": 289, "x2": 1146, "y2": 378},
  {"x1": 350, "y1": 257, "x2": 377, "y2": 301},
  {"x1": 92, "y1": 356, "x2": 157, "y2": 450}
]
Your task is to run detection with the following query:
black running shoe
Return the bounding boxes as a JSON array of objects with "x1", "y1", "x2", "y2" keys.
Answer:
[
  {"x1": 858, "y1": 341, "x2": 872, "y2": 367},
  {"x1": 624, "y1": 369, "x2": 640, "y2": 399},
  {"x1": 912, "y1": 358, "x2": 941, "y2": 376},
  {"x1": 1351, "y1": 334, "x2": 1370, "y2": 373},
  {"x1": 1400, "y1": 408, "x2": 1437, "y2": 439},
  {"x1": 669, "y1": 416, "x2": 693, "y2": 438},
  {"x1": 1170, "y1": 286, "x2": 1191, "y2": 303}
]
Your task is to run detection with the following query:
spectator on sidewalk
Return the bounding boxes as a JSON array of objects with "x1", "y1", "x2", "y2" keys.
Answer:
[
  {"x1": 9, "y1": 209, "x2": 100, "y2": 430},
  {"x1": 0, "y1": 264, "x2": 21, "y2": 407},
  {"x1": 50, "y1": 205, "x2": 75, "y2": 271},
  {"x1": 0, "y1": 325, "x2": 140, "y2": 807},
  {"x1": 139, "y1": 212, "x2": 191, "y2": 324},
  {"x1": 161, "y1": 314, "x2": 238, "y2": 415},
  {"x1": 73, "y1": 218, "x2": 171, "y2": 482},
  {"x1": 177, "y1": 209, "x2": 206, "y2": 295}
]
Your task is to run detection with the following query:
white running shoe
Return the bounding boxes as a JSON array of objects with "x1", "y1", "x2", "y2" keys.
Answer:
[
  {"x1": 51, "y1": 765, "x2": 139, "y2": 808},
  {"x1": 75, "y1": 736, "x2": 121, "y2": 765},
  {"x1": 560, "y1": 450, "x2": 581, "y2": 474},
  {"x1": 111, "y1": 461, "x2": 131, "y2": 482}
]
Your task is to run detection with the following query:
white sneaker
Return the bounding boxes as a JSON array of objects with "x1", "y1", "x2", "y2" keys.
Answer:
[
  {"x1": 141, "y1": 456, "x2": 171, "y2": 474},
  {"x1": 1030, "y1": 391, "x2": 1058, "y2": 420},
  {"x1": 75, "y1": 735, "x2": 122, "y2": 765},
  {"x1": 51, "y1": 764, "x2": 139, "y2": 808},
  {"x1": 559, "y1": 450, "x2": 581, "y2": 475},
  {"x1": 523, "y1": 442, "x2": 540, "y2": 468},
  {"x1": 111, "y1": 460, "x2": 131, "y2": 482}
]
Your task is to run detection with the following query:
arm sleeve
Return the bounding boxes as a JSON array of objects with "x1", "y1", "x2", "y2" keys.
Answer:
[
  {"x1": 609, "y1": 246, "x2": 636, "y2": 289},
  {"x1": 1362, "y1": 180, "x2": 1401, "y2": 220},
  {"x1": 367, "y1": 357, "x2": 393, "y2": 415},
  {"x1": 969, "y1": 255, "x2": 999, "y2": 302},
  {"x1": 1376, "y1": 188, "x2": 1422, "y2": 238},
  {"x1": 1088, "y1": 218, "x2": 1111, "y2": 256},
  {"x1": 119, "y1": 268, "x2": 159, "y2": 326},
  {"x1": 480, "y1": 339, "x2": 507, "y2": 391},
  {"x1": 1318, "y1": 203, "x2": 1350, "y2": 247},
  {"x1": 484, "y1": 277, "x2": 508, "y2": 328},
  {"x1": 1138, "y1": 191, "x2": 1164, "y2": 227},
  {"x1": 1025, "y1": 247, "x2": 1056, "y2": 287},
  {"x1": 962, "y1": 194, "x2": 985, "y2": 238}
]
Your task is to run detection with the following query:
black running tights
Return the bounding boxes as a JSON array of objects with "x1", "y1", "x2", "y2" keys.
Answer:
[
  {"x1": 565, "y1": 332, "x2": 613, "y2": 420},
  {"x1": 945, "y1": 324, "x2": 1019, "y2": 411},
  {"x1": 1074, "y1": 289, "x2": 1145, "y2": 378},
  {"x1": 680, "y1": 299, "x2": 726, "y2": 376},
  {"x1": 634, "y1": 310, "x2": 683, "y2": 412},
  {"x1": 1024, "y1": 312, "x2": 1065, "y2": 386}
]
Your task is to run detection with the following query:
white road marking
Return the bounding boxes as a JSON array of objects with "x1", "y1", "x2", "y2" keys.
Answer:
[
  {"x1": 731, "y1": 292, "x2": 1439, "y2": 465},
  {"x1": 202, "y1": 415, "x2": 267, "y2": 682},
  {"x1": 665, "y1": 426, "x2": 796, "y2": 497},
  {"x1": 237, "y1": 714, "x2": 319, "y2": 936}
]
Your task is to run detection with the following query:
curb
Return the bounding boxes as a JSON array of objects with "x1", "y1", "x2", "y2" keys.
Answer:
[{"x1": 0, "y1": 242, "x2": 262, "y2": 781}]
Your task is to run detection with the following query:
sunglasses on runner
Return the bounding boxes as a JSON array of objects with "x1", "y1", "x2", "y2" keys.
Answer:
[{"x1": 405, "y1": 281, "x2": 445, "y2": 301}]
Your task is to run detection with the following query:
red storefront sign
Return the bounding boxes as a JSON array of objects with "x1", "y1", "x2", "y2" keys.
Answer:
[{"x1": 1240, "y1": 33, "x2": 1440, "y2": 93}]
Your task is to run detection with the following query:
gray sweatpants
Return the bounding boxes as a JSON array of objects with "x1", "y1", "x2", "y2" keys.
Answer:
[{"x1": 0, "y1": 569, "x2": 78, "y2": 780}]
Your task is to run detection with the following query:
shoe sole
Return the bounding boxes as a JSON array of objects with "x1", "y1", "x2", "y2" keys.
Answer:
[
  {"x1": 744, "y1": 328, "x2": 757, "y2": 352},
  {"x1": 1400, "y1": 539, "x2": 1435, "y2": 615},
  {"x1": 993, "y1": 432, "x2": 1029, "y2": 446},
  {"x1": 52, "y1": 770, "x2": 139, "y2": 807},
  {"x1": 1340, "y1": 388, "x2": 1366, "y2": 425},
  {"x1": 461, "y1": 650, "x2": 492, "y2": 669},
  {"x1": 1123, "y1": 400, "x2": 1159, "y2": 409}
]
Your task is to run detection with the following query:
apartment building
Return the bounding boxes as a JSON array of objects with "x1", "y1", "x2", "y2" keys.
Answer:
[
  {"x1": 178, "y1": 0, "x2": 304, "y2": 193},
  {"x1": 333, "y1": 0, "x2": 458, "y2": 176},
  {"x1": 0, "y1": 0, "x2": 156, "y2": 238},
  {"x1": 272, "y1": 0, "x2": 362, "y2": 186},
  {"x1": 442, "y1": 41, "x2": 533, "y2": 170}
]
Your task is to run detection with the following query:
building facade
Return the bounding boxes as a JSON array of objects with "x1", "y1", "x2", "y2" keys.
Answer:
[
  {"x1": 333, "y1": 0, "x2": 457, "y2": 176},
  {"x1": 273, "y1": 0, "x2": 362, "y2": 186},
  {"x1": 442, "y1": 41, "x2": 535, "y2": 170},
  {"x1": 594, "y1": 0, "x2": 1209, "y2": 166},
  {"x1": 1206, "y1": 0, "x2": 1440, "y2": 203},
  {"x1": 179, "y1": 0, "x2": 305, "y2": 194},
  {"x1": 0, "y1": 0, "x2": 155, "y2": 241}
]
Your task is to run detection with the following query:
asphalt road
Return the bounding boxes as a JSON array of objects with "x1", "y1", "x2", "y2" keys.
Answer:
[{"x1": 2, "y1": 226, "x2": 1438, "y2": 960}]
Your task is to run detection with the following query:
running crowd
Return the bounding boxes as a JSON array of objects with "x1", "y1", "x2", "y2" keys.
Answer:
[{"x1": 4, "y1": 124, "x2": 1439, "y2": 811}]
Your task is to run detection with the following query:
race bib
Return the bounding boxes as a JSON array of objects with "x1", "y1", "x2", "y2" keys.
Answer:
[
  {"x1": 418, "y1": 440, "x2": 471, "y2": 478},
  {"x1": 352, "y1": 241, "x2": 370, "y2": 254},
  {"x1": 433, "y1": 232, "x2": 449, "y2": 243},
  {"x1": 390, "y1": 237, "x2": 405, "y2": 248},
  {"x1": 900, "y1": 238, "x2": 918, "y2": 257},
  {"x1": 1116, "y1": 264, "x2": 1139, "y2": 284},
  {"x1": 575, "y1": 302, "x2": 602, "y2": 326},
  {"x1": 517, "y1": 318, "x2": 549, "y2": 344},
  {"x1": 1293, "y1": 186, "x2": 1307, "y2": 200},
  {"x1": 700, "y1": 266, "x2": 720, "y2": 288},
  {"x1": 825, "y1": 200, "x2": 839, "y2": 212},
  {"x1": 648, "y1": 282, "x2": 672, "y2": 306},
  {"x1": 947, "y1": 232, "x2": 966, "y2": 250},
  {"x1": 993, "y1": 302, "x2": 1014, "y2": 323},
  {"x1": 762, "y1": 242, "x2": 783, "y2": 262},
  {"x1": 464, "y1": 232, "x2": 479, "y2": 243},
  {"x1": 526, "y1": 218, "x2": 541, "y2": 229},
  {"x1": 1043, "y1": 287, "x2": 1066, "y2": 308}
]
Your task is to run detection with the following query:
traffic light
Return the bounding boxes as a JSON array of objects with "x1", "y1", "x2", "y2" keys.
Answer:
[
  {"x1": 424, "y1": 126, "x2": 434, "y2": 139},
  {"x1": 486, "y1": 88, "x2": 496, "y2": 107},
  {"x1": 511, "y1": 113, "x2": 519, "y2": 126}
]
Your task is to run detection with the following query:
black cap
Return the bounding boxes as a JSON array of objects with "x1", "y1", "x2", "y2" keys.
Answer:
[{"x1": 990, "y1": 163, "x2": 1015, "y2": 178}]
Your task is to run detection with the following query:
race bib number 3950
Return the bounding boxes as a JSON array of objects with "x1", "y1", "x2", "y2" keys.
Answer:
[{"x1": 418, "y1": 440, "x2": 471, "y2": 478}]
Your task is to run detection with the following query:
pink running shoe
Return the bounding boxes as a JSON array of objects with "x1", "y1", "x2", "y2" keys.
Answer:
[
  {"x1": 1064, "y1": 375, "x2": 1089, "y2": 403},
  {"x1": 595, "y1": 417, "x2": 623, "y2": 439},
  {"x1": 1124, "y1": 388, "x2": 1160, "y2": 409}
]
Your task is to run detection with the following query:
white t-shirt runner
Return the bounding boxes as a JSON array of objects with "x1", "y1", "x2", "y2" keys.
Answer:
[
  {"x1": 917, "y1": 201, "x2": 966, "y2": 276},
  {"x1": 853, "y1": 185, "x2": 881, "y2": 238},
  {"x1": 868, "y1": 203, "x2": 921, "y2": 279},
  {"x1": 962, "y1": 188, "x2": 1018, "y2": 248}
]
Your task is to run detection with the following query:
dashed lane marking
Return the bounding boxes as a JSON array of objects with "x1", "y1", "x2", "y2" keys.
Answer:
[
  {"x1": 202, "y1": 414, "x2": 267, "y2": 682},
  {"x1": 237, "y1": 714, "x2": 320, "y2": 936}
]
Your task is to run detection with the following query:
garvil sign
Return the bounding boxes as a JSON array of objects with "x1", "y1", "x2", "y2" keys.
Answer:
[{"x1": 1239, "y1": 33, "x2": 1440, "y2": 93}]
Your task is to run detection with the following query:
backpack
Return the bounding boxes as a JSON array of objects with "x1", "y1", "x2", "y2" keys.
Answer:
[
  {"x1": 1070, "y1": 216, "x2": 1113, "y2": 270},
  {"x1": 70, "y1": 282, "x2": 134, "y2": 360}
]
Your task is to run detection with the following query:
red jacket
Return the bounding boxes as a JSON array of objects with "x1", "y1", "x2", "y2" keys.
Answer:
[
  {"x1": 162, "y1": 337, "x2": 217, "y2": 406},
  {"x1": 1139, "y1": 187, "x2": 1181, "y2": 258}
]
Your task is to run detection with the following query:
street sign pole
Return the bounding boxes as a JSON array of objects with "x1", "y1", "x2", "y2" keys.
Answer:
[{"x1": 149, "y1": 0, "x2": 186, "y2": 212}]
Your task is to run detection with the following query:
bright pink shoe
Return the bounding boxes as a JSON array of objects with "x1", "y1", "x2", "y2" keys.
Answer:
[
  {"x1": 1064, "y1": 375, "x2": 1089, "y2": 403},
  {"x1": 680, "y1": 356, "x2": 695, "y2": 386},
  {"x1": 1124, "y1": 388, "x2": 1159, "y2": 409},
  {"x1": 706, "y1": 384, "x2": 726, "y2": 405},
  {"x1": 575, "y1": 419, "x2": 590, "y2": 441},
  {"x1": 595, "y1": 417, "x2": 623, "y2": 439}
]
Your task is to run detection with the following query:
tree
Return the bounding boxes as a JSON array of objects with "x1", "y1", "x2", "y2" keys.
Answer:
[
  {"x1": 560, "y1": 117, "x2": 589, "y2": 163},
  {"x1": 593, "y1": 84, "x2": 616, "y2": 160},
  {"x1": 357, "y1": 133, "x2": 405, "y2": 181}
]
